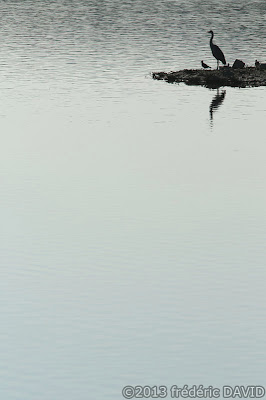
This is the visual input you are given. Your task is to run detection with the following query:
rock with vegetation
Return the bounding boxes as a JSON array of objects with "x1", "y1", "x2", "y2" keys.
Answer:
[{"x1": 152, "y1": 66, "x2": 266, "y2": 88}]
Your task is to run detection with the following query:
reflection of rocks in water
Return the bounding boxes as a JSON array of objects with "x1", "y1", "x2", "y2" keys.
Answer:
[{"x1": 209, "y1": 89, "x2": 226, "y2": 123}]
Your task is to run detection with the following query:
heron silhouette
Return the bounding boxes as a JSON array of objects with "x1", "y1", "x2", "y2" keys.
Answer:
[{"x1": 208, "y1": 30, "x2": 226, "y2": 69}]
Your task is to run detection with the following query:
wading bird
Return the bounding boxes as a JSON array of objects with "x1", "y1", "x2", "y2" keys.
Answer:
[
  {"x1": 208, "y1": 30, "x2": 226, "y2": 69},
  {"x1": 255, "y1": 60, "x2": 266, "y2": 70},
  {"x1": 201, "y1": 60, "x2": 211, "y2": 69}
]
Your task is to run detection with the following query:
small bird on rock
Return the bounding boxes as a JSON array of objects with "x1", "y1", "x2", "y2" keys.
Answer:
[{"x1": 201, "y1": 60, "x2": 211, "y2": 69}]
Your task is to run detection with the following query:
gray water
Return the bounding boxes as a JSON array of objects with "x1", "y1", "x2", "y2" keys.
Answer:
[{"x1": 1, "y1": 1, "x2": 266, "y2": 399}]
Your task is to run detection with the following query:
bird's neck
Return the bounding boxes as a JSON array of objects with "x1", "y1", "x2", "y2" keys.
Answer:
[{"x1": 210, "y1": 33, "x2": 214, "y2": 44}]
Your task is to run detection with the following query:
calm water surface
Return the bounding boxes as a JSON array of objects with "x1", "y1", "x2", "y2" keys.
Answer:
[{"x1": 1, "y1": 1, "x2": 266, "y2": 399}]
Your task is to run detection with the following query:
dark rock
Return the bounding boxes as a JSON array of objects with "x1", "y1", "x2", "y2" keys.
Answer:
[{"x1": 232, "y1": 59, "x2": 245, "y2": 69}]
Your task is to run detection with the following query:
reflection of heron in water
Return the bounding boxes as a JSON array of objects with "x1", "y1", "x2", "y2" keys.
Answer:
[{"x1": 209, "y1": 89, "x2": 226, "y2": 124}]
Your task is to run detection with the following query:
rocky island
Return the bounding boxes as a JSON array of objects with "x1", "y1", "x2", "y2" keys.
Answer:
[{"x1": 152, "y1": 64, "x2": 266, "y2": 89}]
